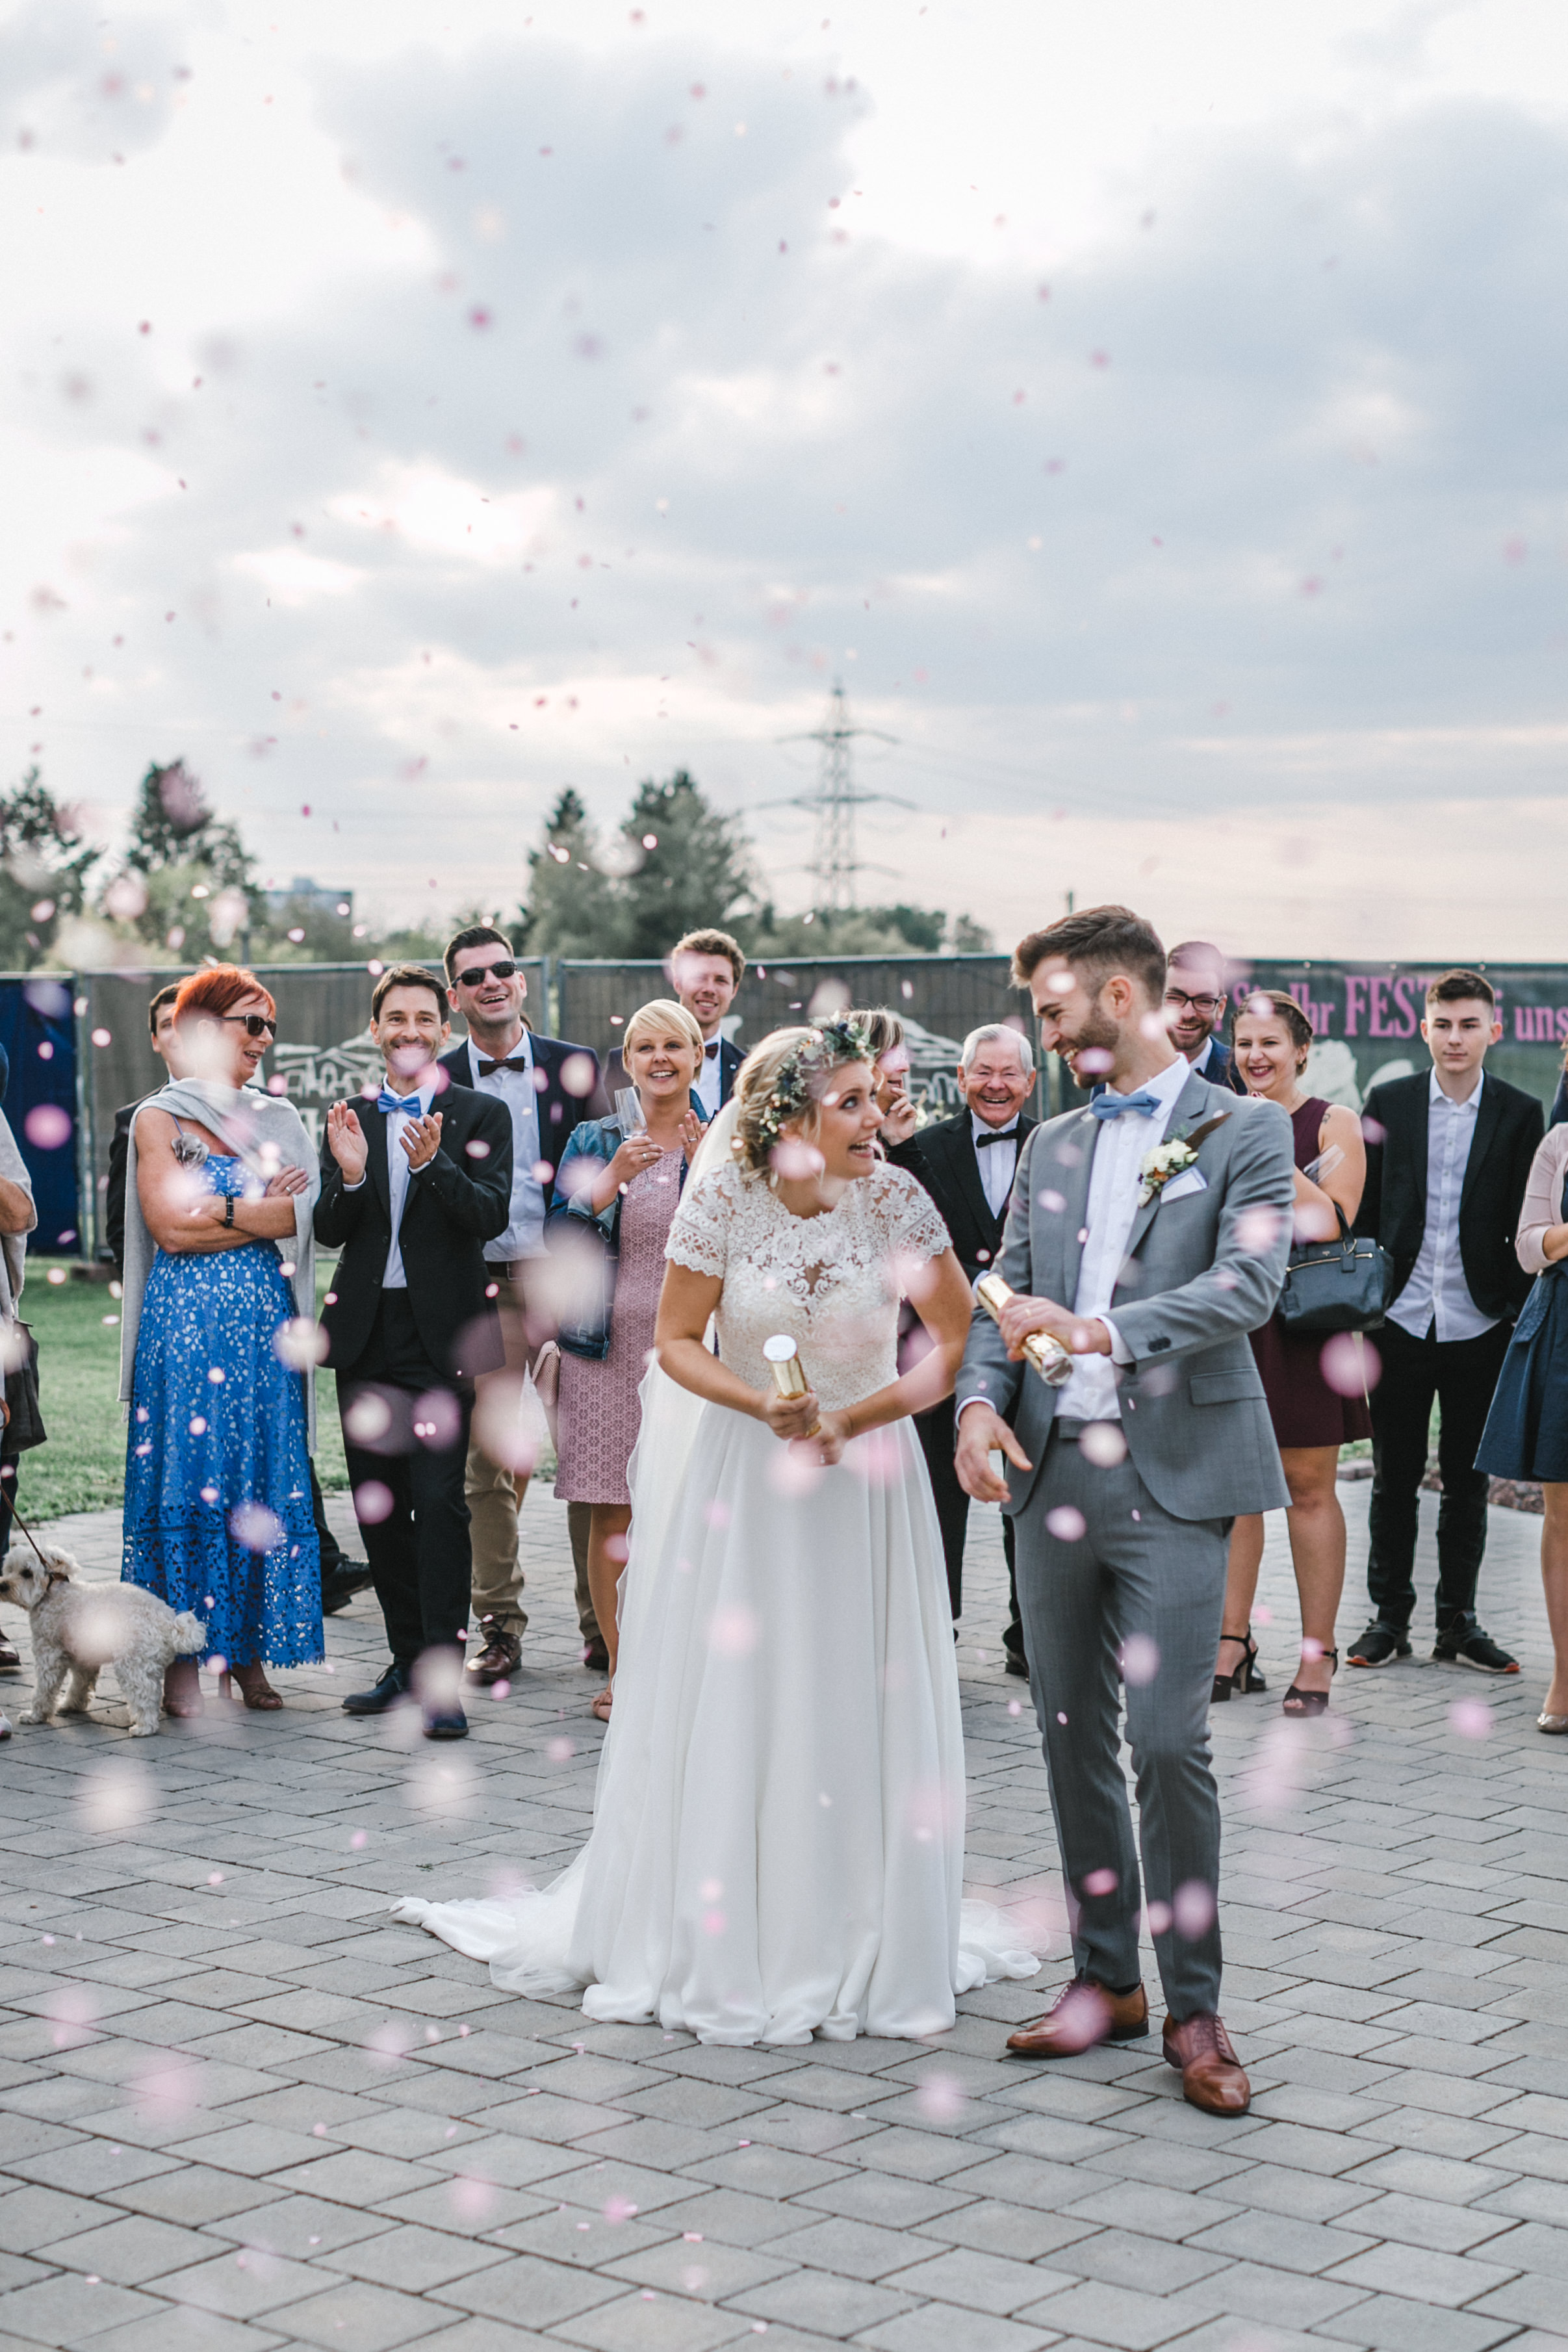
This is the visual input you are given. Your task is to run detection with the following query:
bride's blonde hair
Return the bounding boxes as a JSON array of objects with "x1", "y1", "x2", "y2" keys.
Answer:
[{"x1": 730, "y1": 1021, "x2": 873, "y2": 1174}]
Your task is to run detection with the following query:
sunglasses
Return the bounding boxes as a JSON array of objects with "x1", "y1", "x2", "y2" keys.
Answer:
[
  {"x1": 222, "y1": 1013, "x2": 277, "y2": 1039},
  {"x1": 454, "y1": 959, "x2": 519, "y2": 986}
]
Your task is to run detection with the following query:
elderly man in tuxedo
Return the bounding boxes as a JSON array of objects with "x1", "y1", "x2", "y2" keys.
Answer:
[
  {"x1": 956, "y1": 905, "x2": 1294, "y2": 2114},
  {"x1": 890, "y1": 1024, "x2": 1036, "y2": 1665}
]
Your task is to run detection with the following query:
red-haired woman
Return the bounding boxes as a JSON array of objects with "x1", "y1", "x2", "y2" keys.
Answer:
[{"x1": 118, "y1": 967, "x2": 322, "y2": 1716}]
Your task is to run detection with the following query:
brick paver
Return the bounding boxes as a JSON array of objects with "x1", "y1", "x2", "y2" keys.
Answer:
[{"x1": 0, "y1": 1477, "x2": 1563, "y2": 2352}]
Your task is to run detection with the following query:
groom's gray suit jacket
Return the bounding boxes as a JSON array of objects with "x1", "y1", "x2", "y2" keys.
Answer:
[{"x1": 955, "y1": 1068, "x2": 1296, "y2": 1522}]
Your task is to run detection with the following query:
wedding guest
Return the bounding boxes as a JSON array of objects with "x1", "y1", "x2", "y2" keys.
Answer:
[
  {"x1": 318, "y1": 966, "x2": 511, "y2": 1740},
  {"x1": 891, "y1": 1024, "x2": 1036, "y2": 1665},
  {"x1": 0, "y1": 1063, "x2": 38, "y2": 1609},
  {"x1": 955, "y1": 904, "x2": 1294, "y2": 2113},
  {"x1": 604, "y1": 927, "x2": 745, "y2": 1117},
  {"x1": 1550, "y1": 1042, "x2": 1567, "y2": 1130},
  {"x1": 120, "y1": 968, "x2": 320, "y2": 1716},
  {"x1": 439, "y1": 925, "x2": 603, "y2": 1690},
  {"x1": 1164, "y1": 942, "x2": 1243, "y2": 1091},
  {"x1": 107, "y1": 981, "x2": 370, "y2": 1620},
  {"x1": 856, "y1": 1007, "x2": 919, "y2": 1148},
  {"x1": 1216, "y1": 992, "x2": 1369, "y2": 1714},
  {"x1": 1476, "y1": 1118, "x2": 1568, "y2": 1732},
  {"x1": 1351, "y1": 970, "x2": 1543, "y2": 1675},
  {"x1": 550, "y1": 1000, "x2": 705, "y2": 1719}
]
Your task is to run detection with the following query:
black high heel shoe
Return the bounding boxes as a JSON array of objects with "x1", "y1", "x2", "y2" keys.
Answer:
[
  {"x1": 1212, "y1": 1629, "x2": 1266, "y2": 1703},
  {"x1": 1282, "y1": 1648, "x2": 1337, "y2": 1718}
]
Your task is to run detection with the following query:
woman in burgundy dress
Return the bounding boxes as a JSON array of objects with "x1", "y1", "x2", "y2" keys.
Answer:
[{"x1": 1215, "y1": 990, "x2": 1370, "y2": 1715}]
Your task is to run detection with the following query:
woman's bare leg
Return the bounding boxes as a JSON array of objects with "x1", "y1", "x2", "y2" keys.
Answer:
[
  {"x1": 587, "y1": 1503, "x2": 632, "y2": 1686},
  {"x1": 1541, "y1": 1484, "x2": 1568, "y2": 1718},
  {"x1": 1279, "y1": 1445, "x2": 1345, "y2": 1696},
  {"x1": 1216, "y1": 1514, "x2": 1265, "y2": 1682}
]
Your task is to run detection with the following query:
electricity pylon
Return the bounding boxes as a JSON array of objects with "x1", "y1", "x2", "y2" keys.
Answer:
[{"x1": 773, "y1": 680, "x2": 910, "y2": 913}]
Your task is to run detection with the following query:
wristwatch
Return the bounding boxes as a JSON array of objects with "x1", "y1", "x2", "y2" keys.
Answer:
[{"x1": 224, "y1": 1194, "x2": 235, "y2": 1228}]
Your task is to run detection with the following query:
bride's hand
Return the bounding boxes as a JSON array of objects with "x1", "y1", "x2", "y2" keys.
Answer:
[
  {"x1": 803, "y1": 1408, "x2": 852, "y2": 1467},
  {"x1": 762, "y1": 1386, "x2": 821, "y2": 1442}
]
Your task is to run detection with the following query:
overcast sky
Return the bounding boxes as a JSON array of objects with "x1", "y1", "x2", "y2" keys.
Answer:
[{"x1": 5, "y1": 0, "x2": 1567, "y2": 961}]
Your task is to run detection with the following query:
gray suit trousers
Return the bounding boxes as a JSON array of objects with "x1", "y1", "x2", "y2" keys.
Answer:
[{"x1": 1015, "y1": 1425, "x2": 1228, "y2": 2019}]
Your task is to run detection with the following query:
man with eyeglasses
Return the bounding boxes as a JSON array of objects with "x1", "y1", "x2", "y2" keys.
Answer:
[
  {"x1": 1164, "y1": 942, "x2": 1242, "y2": 1092},
  {"x1": 439, "y1": 925, "x2": 605, "y2": 1688}
]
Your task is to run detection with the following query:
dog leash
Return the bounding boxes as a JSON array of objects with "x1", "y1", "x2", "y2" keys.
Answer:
[{"x1": 5, "y1": 1503, "x2": 52, "y2": 1572}]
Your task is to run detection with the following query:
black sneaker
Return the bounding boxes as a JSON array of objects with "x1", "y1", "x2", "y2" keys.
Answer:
[
  {"x1": 1433, "y1": 1618, "x2": 1519, "y2": 1675},
  {"x1": 1346, "y1": 1620, "x2": 1412, "y2": 1669}
]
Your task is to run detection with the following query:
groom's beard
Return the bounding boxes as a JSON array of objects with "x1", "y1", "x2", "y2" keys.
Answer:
[{"x1": 1059, "y1": 1003, "x2": 1120, "y2": 1076}]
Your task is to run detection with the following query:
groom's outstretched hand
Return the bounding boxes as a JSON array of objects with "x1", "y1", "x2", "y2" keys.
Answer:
[{"x1": 955, "y1": 1403, "x2": 1033, "y2": 1505}]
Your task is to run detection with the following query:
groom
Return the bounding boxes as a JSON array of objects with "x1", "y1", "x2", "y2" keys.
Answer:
[{"x1": 955, "y1": 905, "x2": 1294, "y2": 2114}]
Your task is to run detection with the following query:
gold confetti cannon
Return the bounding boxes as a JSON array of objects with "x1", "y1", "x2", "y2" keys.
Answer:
[
  {"x1": 975, "y1": 1273, "x2": 1074, "y2": 1388},
  {"x1": 764, "y1": 1334, "x2": 822, "y2": 1436}
]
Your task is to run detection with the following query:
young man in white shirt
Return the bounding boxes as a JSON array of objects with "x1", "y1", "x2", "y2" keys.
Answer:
[
  {"x1": 1352, "y1": 971, "x2": 1543, "y2": 1674},
  {"x1": 439, "y1": 927, "x2": 604, "y2": 1685}
]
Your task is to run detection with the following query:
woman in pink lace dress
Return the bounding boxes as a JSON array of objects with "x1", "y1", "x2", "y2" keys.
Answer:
[{"x1": 550, "y1": 1000, "x2": 705, "y2": 1715}]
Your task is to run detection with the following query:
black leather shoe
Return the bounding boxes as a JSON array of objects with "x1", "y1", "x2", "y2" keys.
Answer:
[
  {"x1": 342, "y1": 1662, "x2": 412, "y2": 1715},
  {"x1": 1004, "y1": 1649, "x2": 1029, "y2": 1679},
  {"x1": 582, "y1": 1637, "x2": 610, "y2": 1674},
  {"x1": 322, "y1": 1563, "x2": 374, "y2": 1616},
  {"x1": 424, "y1": 1704, "x2": 468, "y2": 1740}
]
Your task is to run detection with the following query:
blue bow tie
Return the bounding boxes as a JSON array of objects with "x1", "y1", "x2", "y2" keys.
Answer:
[
  {"x1": 378, "y1": 1089, "x2": 424, "y2": 1116},
  {"x1": 1090, "y1": 1090, "x2": 1160, "y2": 1120}
]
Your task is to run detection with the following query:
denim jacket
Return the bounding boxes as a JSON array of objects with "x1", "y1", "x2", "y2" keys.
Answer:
[{"x1": 545, "y1": 1095, "x2": 702, "y2": 1360}]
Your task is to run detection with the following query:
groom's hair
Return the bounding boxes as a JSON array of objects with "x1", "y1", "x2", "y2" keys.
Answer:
[{"x1": 1011, "y1": 905, "x2": 1166, "y2": 1006}]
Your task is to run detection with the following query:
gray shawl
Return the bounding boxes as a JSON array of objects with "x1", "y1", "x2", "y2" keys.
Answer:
[
  {"x1": 118, "y1": 1079, "x2": 320, "y2": 1437},
  {"x1": 0, "y1": 1109, "x2": 37, "y2": 1328}
]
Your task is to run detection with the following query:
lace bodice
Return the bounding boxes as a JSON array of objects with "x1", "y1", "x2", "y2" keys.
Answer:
[{"x1": 666, "y1": 1159, "x2": 951, "y2": 1411}]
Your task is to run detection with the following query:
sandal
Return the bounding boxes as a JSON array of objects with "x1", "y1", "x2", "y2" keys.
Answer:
[
  {"x1": 162, "y1": 1657, "x2": 205, "y2": 1720},
  {"x1": 590, "y1": 1685, "x2": 613, "y2": 1722},
  {"x1": 220, "y1": 1665, "x2": 283, "y2": 1711},
  {"x1": 1282, "y1": 1648, "x2": 1337, "y2": 1718},
  {"x1": 1213, "y1": 1629, "x2": 1266, "y2": 1703}
]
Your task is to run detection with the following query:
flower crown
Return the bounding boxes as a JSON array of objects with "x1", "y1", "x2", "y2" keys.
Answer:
[{"x1": 739, "y1": 1017, "x2": 874, "y2": 1156}]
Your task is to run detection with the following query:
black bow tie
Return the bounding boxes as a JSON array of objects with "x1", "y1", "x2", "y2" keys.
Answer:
[
  {"x1": 478, "y1": 1055, "x2": 529, "y2": 1078},
  {"x1": 975, "y1": 1126, "x2": 1020, "y2": 1148},
  {"x1": 704, "y1": 1040, "x2": 721, "y2": 1058}
]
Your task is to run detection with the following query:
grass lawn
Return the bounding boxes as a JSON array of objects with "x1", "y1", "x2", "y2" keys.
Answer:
[{"x1": 19, "y1": 1257, "x2": 350, "y2": 1524}]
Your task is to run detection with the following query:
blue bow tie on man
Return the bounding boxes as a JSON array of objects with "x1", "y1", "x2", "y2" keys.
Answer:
[
  {"x1": 1089, "y1": 1089, "x2": 1161, "y2": 1120},
  {"x1": 378, "y1": 1089, "x2": 424, "y2": 1116}
]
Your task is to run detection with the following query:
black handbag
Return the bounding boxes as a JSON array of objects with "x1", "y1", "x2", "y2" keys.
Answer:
[
  {"x1": 1276, "y1": 1211, "x2": 1391, "y2": 1334},
  {"x1": 1, "y1": 1321, "x2": 47, "y2": 1456}
]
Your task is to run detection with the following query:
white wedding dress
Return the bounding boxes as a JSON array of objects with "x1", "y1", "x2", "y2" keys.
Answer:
[{"x1": 397, "y1": 1150, "x2": 1037, "y2": 2045}]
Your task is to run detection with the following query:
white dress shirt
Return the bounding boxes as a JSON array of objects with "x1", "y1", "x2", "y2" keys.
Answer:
[
  {"x1": 972, "y1": 1112, "x2": 1021, "y2": 1219},
  {"x1": 1193, "y1": 1035, "x2": 1219, "y2": 1077},
  {"x1": 1386, "y1": 1068, "x2": 1497, "y2": 1343},
  {"x1": 1053, "y1": 1054, "x2": 1192, "y2": 1423},
  {"x1": 695, "y1": 1036, "x2": 726, "y2": 1120},
  {"x1": 350, "y1": 1079, "x2": 437, "y2": 1291},
  {"x1": 463, "y1": 1035, "x2": 546, "y2": 1264}
]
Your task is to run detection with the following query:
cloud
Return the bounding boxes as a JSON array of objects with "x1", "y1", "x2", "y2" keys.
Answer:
[{"x1": 4, "y1": 14, "x2": 1568, "y2": 952}]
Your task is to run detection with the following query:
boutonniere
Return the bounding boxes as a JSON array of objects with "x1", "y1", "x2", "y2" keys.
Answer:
[{"x1": 1137, "y1": 1109, "x2": 1231, "y2": 1207}]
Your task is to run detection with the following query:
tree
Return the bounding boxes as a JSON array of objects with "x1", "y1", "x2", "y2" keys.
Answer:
[
  {"x1": 99, "y1": 757, "x2": 266, "y2": 962},
  {"x1": 949, "y1": 912, "x2": 994, "y2": 953},
  {"x1": 0, "y1": 770, "x2": 101, "y2": 969},
  {"x1": 747, "y1": 899, "x2": 951, "y2": 959},
  {"x1": 518, "y1": 789, "x2": 624, "y2": 957},
  {"x1": 615, "y1": 772, "x2": 758, "y2": 959}
]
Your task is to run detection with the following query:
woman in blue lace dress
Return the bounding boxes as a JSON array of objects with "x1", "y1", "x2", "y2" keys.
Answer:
[{"x1": 120, "y1": 967, "x2": 322, "y2": 1716}]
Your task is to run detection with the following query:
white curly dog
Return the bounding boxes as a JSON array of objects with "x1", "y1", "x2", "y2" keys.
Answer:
[{"x1": 0, "y1": 1544, "x2": 206, "y2": 1737}]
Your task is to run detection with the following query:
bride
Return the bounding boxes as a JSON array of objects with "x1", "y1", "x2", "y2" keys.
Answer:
[{"x1": 398, "y1": 1019, "x2": 1036, "y2": 2045}]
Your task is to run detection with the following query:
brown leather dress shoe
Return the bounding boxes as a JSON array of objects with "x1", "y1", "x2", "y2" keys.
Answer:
[
  {"x1": 1006, "y1": 1973, "x2": 1149, "y2": 2057},
  {"x1": 465, "y1": 1620, "x2": 521, "y2": 1685},
  {"x1": 1163, "y1": 2012, "x2": 1251, "y2": 2113}
]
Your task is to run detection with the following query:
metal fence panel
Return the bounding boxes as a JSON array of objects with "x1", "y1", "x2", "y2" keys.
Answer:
[
  {"x1": 77, "y1": 958, "x2": 546, "y2": 1260},
  {"x1": 556, "y1": 953, "x2": 1047, "y2": 1118},
  {"x1": 0, "y1": 976, "x2": 81, "y2": 1252}
]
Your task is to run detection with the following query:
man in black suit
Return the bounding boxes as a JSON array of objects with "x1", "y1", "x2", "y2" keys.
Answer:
[
  {"x1": 1352, "y1": 969, "x2": 1544, "y2": 1675},
  {"x1": 603, "y1": 927, "x2": 745, "y2": 1118},
  {"x1": 890, "y1": 1023, "x2": 1036, "y2": 1668},
  {"x1": 316, "y1": 965, "x2": 512, "y2": 1738},
  {"x1": 438, "y1": 925, "x2": 604, "y2": 1686},
  {"x1": 1164, "y1": 941, "x2": 1244, "y2": 1092},
  {"x1": 106, "y1": 981, "x2": 372, "y2": 1616}
]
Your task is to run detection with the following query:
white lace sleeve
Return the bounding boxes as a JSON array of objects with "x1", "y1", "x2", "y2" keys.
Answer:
[
  {"x1": 877, "y1": 1165, "x2": 951, "y2": 1263},
  {"x1": 665, "y1": 1165, "x2": 732, "y2": 1278}
]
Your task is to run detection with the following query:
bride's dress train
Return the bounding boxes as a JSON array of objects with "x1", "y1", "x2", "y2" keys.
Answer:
[{"x1": 398, "y1": 1155, "x2": 1036, "y2": 2045}]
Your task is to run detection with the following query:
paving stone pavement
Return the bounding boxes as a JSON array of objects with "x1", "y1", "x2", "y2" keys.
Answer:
[{"x1": 1, "y1": 1478, "x2": 1565, "y2": 2352}]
